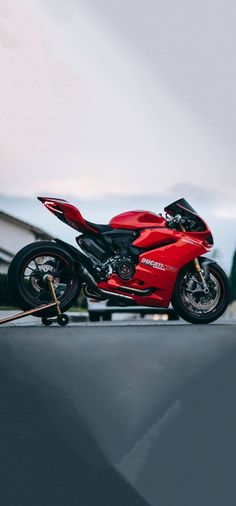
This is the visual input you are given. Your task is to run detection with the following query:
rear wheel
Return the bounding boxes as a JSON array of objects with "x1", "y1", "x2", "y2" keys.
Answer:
[
  {"x1": 172, "y1": 262, "x2": 230, "y2": 324},
  {"x1": 8, "y1": 241, "x2": 81, "y2": 317}
]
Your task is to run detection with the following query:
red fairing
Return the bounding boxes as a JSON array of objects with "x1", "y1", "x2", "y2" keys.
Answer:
[
  {"x1": 98, "y1": 233, "x2": 211, "y2": 307},
  {"x1": 109, "y1": 210, "x2": 166, "y2": 229},
  {"x1": 133, "y1": 228, "x2": 179, "y2": 249},
  {"x1": 37, "y1": 197, "x2": 97, "y2": 234}
]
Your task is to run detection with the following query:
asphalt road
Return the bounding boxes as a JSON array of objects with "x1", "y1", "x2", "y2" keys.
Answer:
[
  {"x1": 0, "y1": 323, "x2": 236, "y2": 506},
  {"x1": 0, "y1": 308, "x2": 236, "y2": 326}
]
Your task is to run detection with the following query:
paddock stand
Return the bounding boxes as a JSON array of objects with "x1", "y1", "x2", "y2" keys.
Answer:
[{"x1": 0, "y1": 275, "x2": 69, "y2": 327}]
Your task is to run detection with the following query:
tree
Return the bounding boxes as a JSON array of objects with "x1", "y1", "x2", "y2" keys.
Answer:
[{"x1": 229, "y1": 250, "x2": 236, "y2": 302}]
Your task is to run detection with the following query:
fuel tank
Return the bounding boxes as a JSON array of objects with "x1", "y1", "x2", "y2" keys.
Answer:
[{"x1": 109, "y1": 210, "x2": 166, "y2": 230}]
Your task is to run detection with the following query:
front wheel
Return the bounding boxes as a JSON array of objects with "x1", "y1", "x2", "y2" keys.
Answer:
[
  {"x1": 172, "y1": 261, "x2": 230, "y2": 324},
  {"x1": 8, "y1": 241, "x2": 82, "y2": 317}
]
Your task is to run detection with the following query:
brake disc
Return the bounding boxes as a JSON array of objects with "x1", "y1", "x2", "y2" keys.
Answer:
[
  {"x1": 182, "y1": 273, "x2": 220, "y2": 314},
  {"x1": 30, "y1": 262, "x2": 59, "y2": 293}
]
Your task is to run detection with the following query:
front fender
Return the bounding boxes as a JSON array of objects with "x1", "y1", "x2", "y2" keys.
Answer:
[{"x1": 199, "y1": 256, "x2": 217, "y2": 278}]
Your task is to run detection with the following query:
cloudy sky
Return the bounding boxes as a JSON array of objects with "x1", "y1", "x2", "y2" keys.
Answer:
[{"x1": 0, "y1": 0, "x2": 235, "y2": 206}]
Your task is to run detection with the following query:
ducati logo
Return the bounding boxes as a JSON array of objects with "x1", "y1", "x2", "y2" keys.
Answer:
[{"x1": 141, "y1": 258, "x2": 177, "y2": 272}]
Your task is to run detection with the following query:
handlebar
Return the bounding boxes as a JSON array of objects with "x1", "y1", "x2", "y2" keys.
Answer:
[
  {"x1": 166, "y1": 213, "x2": 195, "y2": 230},
  {"x1": 166, "y1": 214, "x2": 185, "y2": 225}
]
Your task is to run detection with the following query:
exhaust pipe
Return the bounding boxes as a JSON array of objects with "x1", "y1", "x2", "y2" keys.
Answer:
[
  {"x1": 79, "y1": 265, "x2": 134, "y2": 303},
  {"x1": 54, "y1": 238, "x2": 135, "y2": 303},
  {"x1": 99, "y1": 289, "x2": 134, "y2": 303}
]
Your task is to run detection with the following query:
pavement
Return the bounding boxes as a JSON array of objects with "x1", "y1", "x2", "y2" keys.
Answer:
[
  {"x1": 0, "y1": 309, "x2": 236, "y2": 326},
  {"x1": 0, "y1": 322, "x2": 236, "y2": 505}
]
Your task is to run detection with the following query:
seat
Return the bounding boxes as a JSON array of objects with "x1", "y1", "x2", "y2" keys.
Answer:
[{"x1": 85, "y1": 220, "x2": 113, "y2": 233}]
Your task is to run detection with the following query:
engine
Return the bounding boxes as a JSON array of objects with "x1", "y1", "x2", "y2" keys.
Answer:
[
  {"x1": 77, "y1": 235, "x2": 136, "y2": 281},
  {"x1": 82, "y1": 254, "x2": 136, "y2": 301},
  {"x1": 113, "y1": 257, "x2": 136, "y2": 280},
  {"x1": 92, "y1": 255, "x2": 136, "y2": 281}
]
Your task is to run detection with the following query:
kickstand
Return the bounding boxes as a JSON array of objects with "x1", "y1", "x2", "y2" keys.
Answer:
[{"x1": 0, "y1": 274, "x2": 69, "y2": 326}]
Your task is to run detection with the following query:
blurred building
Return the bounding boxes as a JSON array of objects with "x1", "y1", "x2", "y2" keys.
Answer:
[{"x1": 0, "y1": 211, "x2": 51, "y2": 273}]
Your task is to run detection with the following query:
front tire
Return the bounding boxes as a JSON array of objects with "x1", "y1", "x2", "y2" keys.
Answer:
[
  {"x1": 172, "y1": 261, "x2": 230, "y2": 324},
  {"x1": 8, "y1": 241, "x2": 81, "y2": 317}
]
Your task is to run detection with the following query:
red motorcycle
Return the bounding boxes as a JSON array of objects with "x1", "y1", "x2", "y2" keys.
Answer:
[{"x1": 8, "y1": 197, "x2": 230, "y2": 324}]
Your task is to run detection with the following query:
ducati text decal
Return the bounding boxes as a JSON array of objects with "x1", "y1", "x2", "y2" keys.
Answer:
[{"x1": 141, "y1": 258, "x2": 177, "y2": 272}]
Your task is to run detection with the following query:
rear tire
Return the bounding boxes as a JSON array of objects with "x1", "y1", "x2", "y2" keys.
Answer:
[
  {"x1": 8, "y1": 241, "x2": 81, "y2": 317},
  {"x1": 172, "y1": 261, "x2": 230, "y2": 324}
]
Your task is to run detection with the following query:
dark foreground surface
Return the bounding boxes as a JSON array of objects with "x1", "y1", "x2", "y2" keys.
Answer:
[{"x1": 0, "y1": 324, "x2": 236, "y2": 506}]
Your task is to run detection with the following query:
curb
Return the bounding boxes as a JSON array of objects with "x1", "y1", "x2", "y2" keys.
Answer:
[{"x1": 67, "y1": 312, "x2": 88, "y2": 322}]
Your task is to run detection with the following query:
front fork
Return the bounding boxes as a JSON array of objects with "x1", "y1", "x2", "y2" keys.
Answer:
[
  {"x1": 193, "y1": 257, "x2": 210, "y2": 294},
  {"x1": 180, "y1": 224, "x2": 210, "y2": 294}
]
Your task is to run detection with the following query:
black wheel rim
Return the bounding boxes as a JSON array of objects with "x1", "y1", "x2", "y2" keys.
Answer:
[
  {"x1": 20, "y1": 252, "x2": 74, "y2": 307},
  {"x1": 179, "y1": 266, "x2": 225, "y2": 318}
]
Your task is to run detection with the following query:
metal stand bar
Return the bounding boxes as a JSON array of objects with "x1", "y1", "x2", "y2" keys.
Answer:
[
  {"x1": 0, "y1": 274, "x2": 69, "y2": 326},
  {"x1": 45, "y1": 274, "x2": 62, "y2": 316},
  {"x1": 0, "y1": 302, "x2": 57, "y2": 325}
]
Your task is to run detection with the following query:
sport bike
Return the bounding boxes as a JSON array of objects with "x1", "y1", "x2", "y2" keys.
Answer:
[{"x1": 8, "y1": 197, "x2": 230, "y2": 324}]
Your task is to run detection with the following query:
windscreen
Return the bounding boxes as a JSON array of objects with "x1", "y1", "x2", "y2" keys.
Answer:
[{"x1": 164, "y1": 198, "x2": 198, "y2": 216}]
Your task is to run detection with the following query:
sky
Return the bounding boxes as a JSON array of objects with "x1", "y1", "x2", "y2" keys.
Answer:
[
  {"x1": 0, "y1": 0, "x2": 236, "y2": 270},
  {"x1": 0, "y1": 0, "x2": 235, "y2": 206}
]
